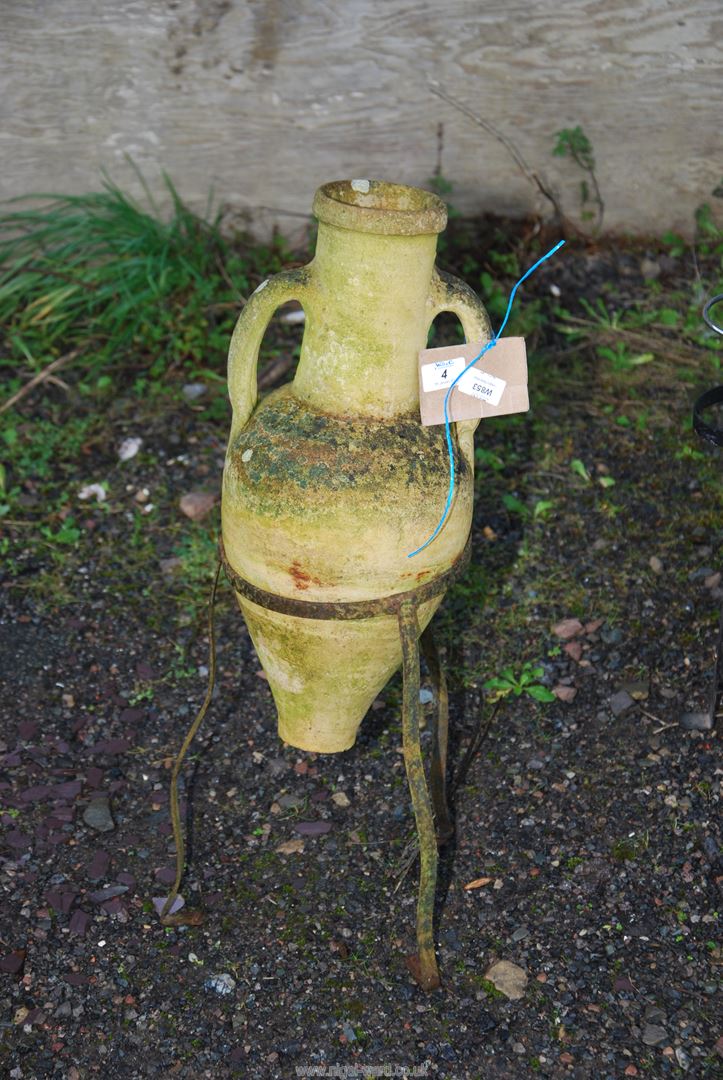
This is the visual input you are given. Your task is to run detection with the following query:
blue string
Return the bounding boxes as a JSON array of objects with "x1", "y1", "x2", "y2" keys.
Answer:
[{"x1": 408, "y1": 239, "x2": 566, "y2": 558}]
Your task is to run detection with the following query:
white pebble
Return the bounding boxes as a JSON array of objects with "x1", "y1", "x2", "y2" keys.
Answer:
[
  {"x1": 78, "y1": 483, "x2": 106, "y2": 502},
  {"x1": 118, "y1": 437, "x2": 142, "y2": 462}
]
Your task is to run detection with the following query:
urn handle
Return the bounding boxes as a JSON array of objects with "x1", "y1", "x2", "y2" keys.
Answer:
[
  {"x1": 227, "y1": 268, "x2": 311, "y2": 442},
  {"x1": 427, "y1": 268, "x2": 492, "y2": 348},
  {"x1": 427, "y1": 269, "x2": 493, "y2": 435}
]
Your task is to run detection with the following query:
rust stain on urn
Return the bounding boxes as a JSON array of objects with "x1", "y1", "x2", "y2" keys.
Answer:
[{"x1": 289, "y1": 562, "x2": 322, "y2": 591}]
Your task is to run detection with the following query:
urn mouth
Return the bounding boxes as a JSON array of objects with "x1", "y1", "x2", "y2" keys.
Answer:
[{"x1": 313, "y1": 179, "x2": 447, "y2": 236}]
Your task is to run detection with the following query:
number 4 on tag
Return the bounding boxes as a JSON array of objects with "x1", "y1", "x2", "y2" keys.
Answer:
[{"x1": 420, "y1": 356, "x2": 467, "y2": 393}]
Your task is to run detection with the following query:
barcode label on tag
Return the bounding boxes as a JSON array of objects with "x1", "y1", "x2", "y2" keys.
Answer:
[
  {"x1": 458, "y1": 368, "x2": 506, "y2": 406},
  {"x1": 421, "y1": 356, "x2": 467, "y2": 393}
]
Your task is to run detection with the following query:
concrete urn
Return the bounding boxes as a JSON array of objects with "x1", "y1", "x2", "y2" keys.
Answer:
[{"x1": 221, "y1": 179, "x2": 490, "y2": 753}]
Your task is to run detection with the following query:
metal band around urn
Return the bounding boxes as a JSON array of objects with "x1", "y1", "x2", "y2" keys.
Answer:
[{"x1": 219, "y1": 534, "x2": 472, "y2": 621}]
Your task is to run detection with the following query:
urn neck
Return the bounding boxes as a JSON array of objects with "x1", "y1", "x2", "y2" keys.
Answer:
[{"x1": 292, "y1": 181, "x2": 447, "y2": 420}]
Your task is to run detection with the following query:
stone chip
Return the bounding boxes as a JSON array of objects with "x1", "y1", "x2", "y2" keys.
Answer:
[{"x1": 484, "y1": 959, "x2": 528, "y2": 1000}]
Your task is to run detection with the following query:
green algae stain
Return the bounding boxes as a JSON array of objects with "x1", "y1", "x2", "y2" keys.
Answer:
[{"x1": 227, "y1": 386, "x2": 469, "y2": 515}]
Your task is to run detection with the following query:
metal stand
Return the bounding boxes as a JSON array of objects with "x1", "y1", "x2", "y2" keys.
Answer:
[
  {"x1": 398, "y1": 602, "x2": 450, "y2": 989},
  {"x1": 220, "y1": 536, "x2": 470, "y2": 990},
  {"x1": 691, "y1": 295, "x2": 723, "y2": 730}
]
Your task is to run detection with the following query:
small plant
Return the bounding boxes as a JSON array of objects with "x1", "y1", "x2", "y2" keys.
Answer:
[
  {"x1": 479, "y1": 265, "x2": 546, "y2": 338},
  {"x1": 174, "y1": 525, "x2": 220, "y2": 590},
  {"x1": 610, "y1": 833, "x2": 648, "y2": 862},
  {"x1": 166, "y1": 643, "x2": 199, "y2": 683},
  {"x1": 570, "y1": 458, "x2": 591, "y2": 484},
  {"x1": 553, "y1": 125, "x2": 604, "y2": 230},
  {"x1": 474, "y1": 446, "x2": 505, "y2": 471},
  {"x1": 484, "y1": 661, "x2": 556, "y2": 703},
  {"x1": 427, "y1": 160, "x2": 460, "y2": 255},
  {"x1": 128, "y1": 685, "x2": 154, "y2": 706},
  {"x1": 479, "y1": 270, "x2": 509, "y2": 323},
  {"x1": 556, "y1": 298, "x2": 652, "y2": 356},
  {"x1": 569, "y1": 457, "x2": 615, "y2": 490},
  {"x1": 40, "y1": 518, "x2": 81, "y2": 546},
  {"x1": 533, "y1": 498, "x2": 555, "y2": 519},
  {"x1": 427, "y1": 171, "x2": 454, "y2": 200},
  {"x1": 0, "y1": 466, "x2": 14, "y2": 518},
  {"x1": 502, "y1": 493, "x2": 555, "y2": 521},
  {"x1": 488, "y1": 249, "x2": 520, "y2": 277},
  {"x1": 694, "y1": 201, "x2": 721, "y2": 255},
  {"x1": 597, "y1": 342, "x2": 654, "y2": 373},
  {"x1": 675, "y1": 444, "x2": 707, "y2": 462},
  {"x1": 1, "y1": 415, "x2": 97, "y2": 509}
]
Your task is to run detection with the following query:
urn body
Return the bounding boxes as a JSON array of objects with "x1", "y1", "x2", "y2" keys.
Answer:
[{"x1": 221, "y1": 180, "x2": 490, "y2": 752}]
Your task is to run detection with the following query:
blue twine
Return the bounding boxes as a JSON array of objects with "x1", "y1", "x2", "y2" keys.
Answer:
[{"x1": 408, "y1": 239, "x2": 565, "y2": 558}]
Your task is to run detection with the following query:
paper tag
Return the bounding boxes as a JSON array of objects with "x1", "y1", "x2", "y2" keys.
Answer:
[
  {"x1": 421, "y1": 355, "x2": 467, "y2": 392},
  {"x1": 418, "y1": 337, "x2": 529, "y2": 427}
]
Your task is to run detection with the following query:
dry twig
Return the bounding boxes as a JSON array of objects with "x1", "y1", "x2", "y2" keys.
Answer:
[
  {"x1": 560, "y1": 315, "x2": 705, "y2": 365},
  {"x1": 0, "y1": 346, "x2": 85, "y2": 416},
  {"x1": 430, "y1": 85, "x2": 573, "y2": 231}
]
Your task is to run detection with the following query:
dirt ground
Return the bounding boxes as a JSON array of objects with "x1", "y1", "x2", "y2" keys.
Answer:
[{"x1": 1, "y1": 222, "x2": 721, "y2": 1079}]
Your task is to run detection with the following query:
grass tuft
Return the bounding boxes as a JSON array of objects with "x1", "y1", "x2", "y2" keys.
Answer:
[{"x1": 0, "y1": 172, "x2": 289, "y2": 389}]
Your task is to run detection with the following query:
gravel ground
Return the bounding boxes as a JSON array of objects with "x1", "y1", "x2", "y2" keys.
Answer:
[{"x1": 1, "y1": 233, "x2": 721, "y2": 1079}]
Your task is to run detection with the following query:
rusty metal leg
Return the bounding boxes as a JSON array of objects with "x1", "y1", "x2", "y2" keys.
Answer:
[
  {"x1": 711, "y1": 601, "x2": 723, "y2": 728},
  {"x1": 398, "y1": 599, "x2": 441, "y2": 992},
  {"x1": 420, "y1": 625, "x2": 453, "y2": 845}
]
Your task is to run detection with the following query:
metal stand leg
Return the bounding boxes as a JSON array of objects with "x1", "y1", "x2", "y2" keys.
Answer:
[
  {"x1": 398, "y1": 599, "x2": 441, "y2": 991},
  {"x1": 421, "y1": 625, "x2": 454, "y2": 844},
  {"x1": 710, "y1": 602, "x2": 723, "y2": 728}
]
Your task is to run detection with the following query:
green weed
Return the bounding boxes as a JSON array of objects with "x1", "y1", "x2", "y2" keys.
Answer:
[
  {"x1": 1, "y1": 412, "x2": 96, "y2": 495},
  {"x1": 166, "y1": 643, "x2": 199, "y2": 683},
  {"x1": 484, "y1": 661, "x2": 556, "y2": 703},
  {"x1": 474, "y1": 446, "x2": 505, "y2": 472},
  {"x1": 597, "y1": 342, "x2": 654, "y2": 372},
  {"x1": 502, "y1": 493, "x2": 555, "y2": 521},
  {"x1": 553, "y1": 125, "x2": 604, "y2": 229},
  {"x1": 610, "y1": 834, "x2": 648, "y2": 862},
  {"x1": 170, "y1": 522, "x2": 221, "y2": 620},
  {"x1": 570, "y1": 458, "x2": 591, "y2": 483},
  {"x1": 39, "y1": 518, "x2": 81, "y2": 546}
]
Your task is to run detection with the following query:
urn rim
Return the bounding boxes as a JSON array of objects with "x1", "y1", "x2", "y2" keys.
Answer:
[{"x1": 313, "y1": 179, "x2": 447, "y2": 236}]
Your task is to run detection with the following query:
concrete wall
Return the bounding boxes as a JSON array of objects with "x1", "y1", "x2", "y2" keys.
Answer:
[{"x1": 2, "y1": 1, "x2": 721, "y2": 237}]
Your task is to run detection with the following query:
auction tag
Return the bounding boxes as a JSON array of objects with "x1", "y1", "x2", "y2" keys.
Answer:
[
  {"x1": 421, "y1": 355, "x2": 467, "y2": 392},
  {"x1": 418, "y1": 337, "x2": 529, "y2": 426}
]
